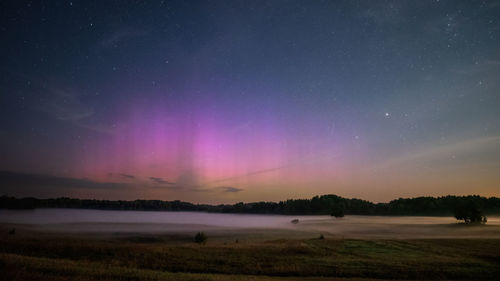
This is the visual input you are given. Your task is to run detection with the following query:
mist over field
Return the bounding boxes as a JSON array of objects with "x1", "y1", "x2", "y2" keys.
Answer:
[{"x1": 2, "y1": 209, "x2": 499, "y2": 239}]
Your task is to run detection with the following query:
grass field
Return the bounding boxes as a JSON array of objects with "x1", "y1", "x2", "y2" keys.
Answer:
[{"x1": 1, "y1": 229, "x2": 499, "y2": 281}]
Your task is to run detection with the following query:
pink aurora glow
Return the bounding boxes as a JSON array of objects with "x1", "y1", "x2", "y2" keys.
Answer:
[{"x1": 75, "y1": 99, "x2": 347, "y2": 193}]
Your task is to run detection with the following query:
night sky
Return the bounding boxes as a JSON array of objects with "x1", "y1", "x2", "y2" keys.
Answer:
[{"x1": 1, "y1": 0, "x2": 499, "y2": 203}]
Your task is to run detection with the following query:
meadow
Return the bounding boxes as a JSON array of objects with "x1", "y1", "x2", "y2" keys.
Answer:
[{"x1": 1, "y1": 222, "x2": 499, "y2": 281}]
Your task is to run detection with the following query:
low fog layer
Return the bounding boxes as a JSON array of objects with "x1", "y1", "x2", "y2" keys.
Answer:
[{"x1": 1, "y1": 209, "x2": 499, "y2": 239}]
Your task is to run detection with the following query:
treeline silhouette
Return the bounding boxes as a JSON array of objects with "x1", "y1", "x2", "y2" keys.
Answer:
[{"x1": 2, "y1": 194, "x2": 499, "y2": 216}]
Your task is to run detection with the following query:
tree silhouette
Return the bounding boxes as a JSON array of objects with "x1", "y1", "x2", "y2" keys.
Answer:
[
  {"x1": 454, "y1": 201, "x2": 487, "y2": 224},
  {"x1": 331, "y1": 205, "x2": 344, "y2": 218}
]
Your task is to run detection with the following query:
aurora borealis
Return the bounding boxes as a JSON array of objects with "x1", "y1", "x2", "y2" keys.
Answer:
[{"x1": 1, "y1": 1, "x2": 499, "y2": 203}]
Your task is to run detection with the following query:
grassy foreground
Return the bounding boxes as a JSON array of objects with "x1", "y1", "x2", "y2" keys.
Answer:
[{"x1": 1, "y1": 233, "x2": 499, "y2": 280}]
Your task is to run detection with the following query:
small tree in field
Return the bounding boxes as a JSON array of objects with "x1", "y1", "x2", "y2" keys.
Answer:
[
  {"x1": 194, "y1": 232, "x2": 207, "y2": 244},
  {"x1": 454, "y1": 201, "x2": 487, "y2": 224},
  {"x1": 331, "y1": 205, "x2": 344, "y2": 218}
]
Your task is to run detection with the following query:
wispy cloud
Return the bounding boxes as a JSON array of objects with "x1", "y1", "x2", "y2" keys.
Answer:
[
  {"x1": 372, "y1": 135, "x2": 500, "y2": 172},
  {"x1": 40, "y1": 87, "x2": 94, "y2": 122},
  {"x1": 39, "y1": 85, "x2": 129, "y2": 135},
  {"x1": 205, "y1": 166, "x2": 286, "y2": 185},
  {"x1": 120, "y1": 173, "x2": 135, "y2": 179},
  {"x1": 220, "y1": 186, "x2": 244, "y2": 193},
  {"x1": 0, "y1": 171, "x2": 130, "y2": 190},
  {"x1": 190, "y1": 187, "x2": 214, "y2": 193},
  {"x1": 190, "y1": 186, "x2": 244, "y2": 193},
  {"x1": 149, "y1": 177, "x2": 175, "y2": 185},
  {"x1": 6, "y1": 72, "x2": 127, "y2": 135}
]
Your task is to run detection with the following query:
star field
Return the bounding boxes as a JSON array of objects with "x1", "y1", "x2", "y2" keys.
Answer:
[{"x1": 0, "y1": 0, "x2": 499, "y2": 203}]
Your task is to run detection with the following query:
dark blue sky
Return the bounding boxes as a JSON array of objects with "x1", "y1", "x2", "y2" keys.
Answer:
[{"x1": 1, "y1": 0, "x2": 499, "y2": 202}]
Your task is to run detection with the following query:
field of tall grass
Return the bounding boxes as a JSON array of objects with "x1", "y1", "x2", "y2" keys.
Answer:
[{"x1": 1, "y1": 230, "x2": 499, "y2": 280}]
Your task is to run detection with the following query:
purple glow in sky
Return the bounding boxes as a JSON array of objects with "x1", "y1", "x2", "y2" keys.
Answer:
[{"x1": 1, "y1": 1, "x2": 499, "y2": 203}]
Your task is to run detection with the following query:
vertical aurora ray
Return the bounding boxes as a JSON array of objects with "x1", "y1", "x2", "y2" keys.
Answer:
[{"x1": 77, "y1": 98, "x2": 318, "y2": 190}]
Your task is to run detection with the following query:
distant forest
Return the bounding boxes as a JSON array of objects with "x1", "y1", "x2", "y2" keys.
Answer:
[{"x1": 1, "y1": 194, "x2": 500, "y2": 216}]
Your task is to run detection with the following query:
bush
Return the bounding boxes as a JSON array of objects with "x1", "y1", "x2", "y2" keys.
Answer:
[
  {"x1": 331, "y1": 206, "x2": 344, "y2": 218},
  {"x1": 194, "y1": 232, "x2": 207, "y2": 244},
  {"x1": 454, "y1": 201, "x2": 487, "y2": 224}
]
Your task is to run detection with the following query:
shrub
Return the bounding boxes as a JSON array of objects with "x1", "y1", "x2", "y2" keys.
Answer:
[
  {"x1": 331, "y1": 206, "x2": 344, "y2": 218},
  {"x1": 454, "y1": 201, "x2": 487, "y2": 224},
  {"x1": 194, "y1": 232, "x2": 207, "y2": 244}
]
